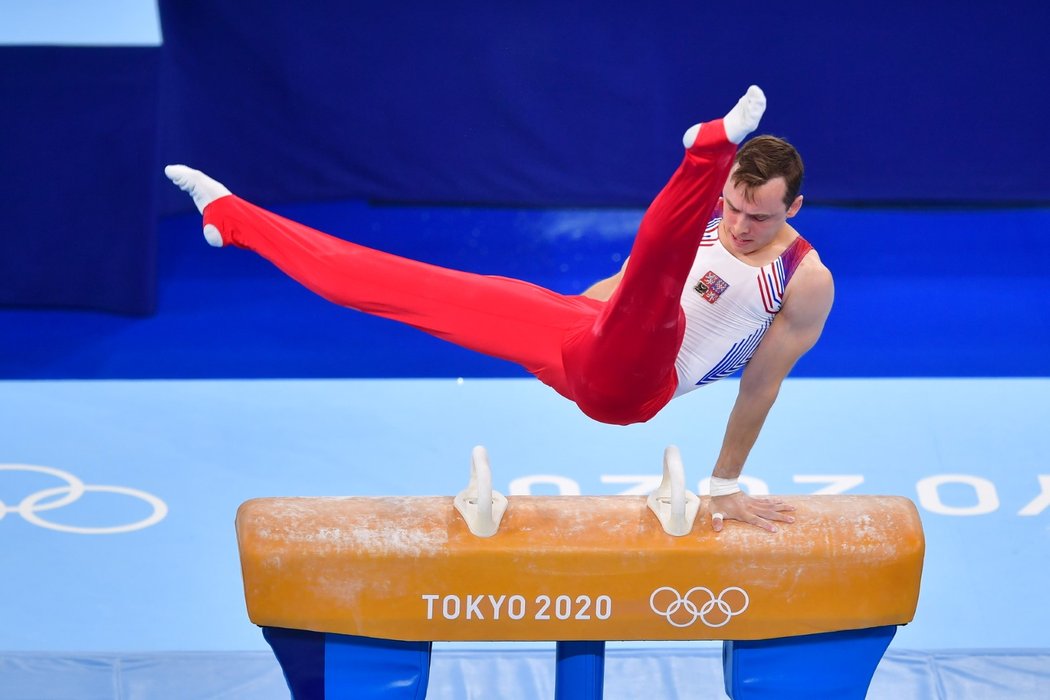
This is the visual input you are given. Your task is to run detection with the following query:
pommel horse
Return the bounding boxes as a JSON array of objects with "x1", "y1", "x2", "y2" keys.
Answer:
[{"x1": 236, "y1": 446, "x2": 924, "y2": 699}]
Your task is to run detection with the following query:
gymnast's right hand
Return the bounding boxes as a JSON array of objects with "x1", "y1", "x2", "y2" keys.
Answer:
[{"x1": 710, "y1": 492, "x2": 796, "y2": 533}]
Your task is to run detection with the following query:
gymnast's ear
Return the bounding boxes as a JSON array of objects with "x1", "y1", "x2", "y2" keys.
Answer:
[{"x1": 786, "y1": 194, "x2": 804, "y2": 218}]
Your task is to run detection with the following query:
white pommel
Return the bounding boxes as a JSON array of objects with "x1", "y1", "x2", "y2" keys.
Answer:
[
  {"x1": 647, "y1": 445, "x2": 700, "y2": 536},
  {"x1": 454, "y1": 445, "x2": 509, "y2": 537}
]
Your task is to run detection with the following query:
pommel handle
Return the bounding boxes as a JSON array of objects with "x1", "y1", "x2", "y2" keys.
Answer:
[
  {"x1": 646, "y1": 445, "x2": 700, "y2": 536},
  {"x1": 454, "y1": 445, "x2": 508, "y2": 537}
]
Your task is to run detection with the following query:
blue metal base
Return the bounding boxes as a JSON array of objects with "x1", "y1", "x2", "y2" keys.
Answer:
[
  {"x1": 723, "y1": 626, "x2": 897, "y2": 700},
  {"x1": 262, "y1": 627, "x2": 432, "y2": 699},
  {"x1": 555, "y1": 641, "x2": 605, "y2": 700},
  {"x1": 262, "y1": 626, "x2": 896, "y2": 699}
]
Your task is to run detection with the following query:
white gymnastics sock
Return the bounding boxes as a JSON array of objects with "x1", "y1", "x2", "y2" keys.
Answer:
[
  {"x1": 164, "y1": 164, "x2": 231, "y2": 213},
  {"x1": 164, "y1": 165, "x2": 232, "y2": 247},
  {"x1": 682, "y1": 85, "x2": 767, "y2": 148},
  {"x1": 721, "y1": 85, "x2": 766, "y2": 144}
]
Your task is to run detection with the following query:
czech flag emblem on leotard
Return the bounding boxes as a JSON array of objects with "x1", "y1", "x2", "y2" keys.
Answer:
[{"x1": 694, "y1": 270, "x2": 729, "y2": 303}]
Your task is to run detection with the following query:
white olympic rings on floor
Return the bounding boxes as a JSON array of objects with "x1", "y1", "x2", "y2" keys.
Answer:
[
  {"x1": 0, "y1": 464, "x2": 167, "y2": 534},
  {"x1": 649, "y1": 585, "x2": 750, "y2": 628}
]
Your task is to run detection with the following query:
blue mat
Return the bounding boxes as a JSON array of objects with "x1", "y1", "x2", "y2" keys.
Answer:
[{"x1": 4, "y1": 648, "x2": 1049, "y2": 700}]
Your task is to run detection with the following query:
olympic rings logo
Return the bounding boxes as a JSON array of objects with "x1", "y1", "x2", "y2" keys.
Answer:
[
  {"x1": 0, "y1": 464, "x2": 167, "y2": 534},
  {"x1": 649, "y1": 586, "x2": 749, "y2": 628}
]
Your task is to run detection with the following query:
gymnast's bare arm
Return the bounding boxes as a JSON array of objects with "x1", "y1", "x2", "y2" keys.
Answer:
[{"x1": 710, "y1": 253, "x2": 834, "y2": 532}]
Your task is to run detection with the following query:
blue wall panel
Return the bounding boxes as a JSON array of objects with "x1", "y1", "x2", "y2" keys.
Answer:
[
  {"x1": 158, "y1": 1, "x2": 1049, "y2": 210},
  {"x1": 0, "y1": 46, "x2": 159, "y2": 314},
  {"x1": 5, "y1": 2, "x2": 1047, "y2": 312}
]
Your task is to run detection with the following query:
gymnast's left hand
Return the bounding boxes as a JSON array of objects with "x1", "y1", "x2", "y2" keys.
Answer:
[{"x1": 710, "y1": 492, "x2": 796, "y2": 533}]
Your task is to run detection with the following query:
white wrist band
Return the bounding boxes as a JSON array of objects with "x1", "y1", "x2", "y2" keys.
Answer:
[{"x1": 709, "y1": 476, "x2": 741, "y2": 497}]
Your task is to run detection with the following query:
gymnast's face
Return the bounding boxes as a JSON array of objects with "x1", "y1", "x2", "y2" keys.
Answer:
[{"x1": 720, "y1": 170, "x2": 803, "y2": 256}]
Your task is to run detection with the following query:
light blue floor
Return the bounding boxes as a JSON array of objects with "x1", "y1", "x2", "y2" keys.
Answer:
[
  {"x1": 2, "y1": 377, "x2": 1048, "y2": 655},
  {"x1": 6, "y1": 648, "x2": 1050, "y2": 700}
]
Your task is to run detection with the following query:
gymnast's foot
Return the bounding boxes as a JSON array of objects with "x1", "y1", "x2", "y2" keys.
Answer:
[
  {"x1": 164, "y1": 164, "x2": 231, "y2": 247},
  {"x1": 682, "y1": 85, "x2": 767, "y2": 148}
]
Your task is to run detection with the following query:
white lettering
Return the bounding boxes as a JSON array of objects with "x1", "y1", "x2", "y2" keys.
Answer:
[
  {"x1": 422, "y1": 594, "x2": 439, "y2": 620},
  {"x1": 588, "y1": 472, "x2": 1050, "y2": 516},
  {"x1": 508, "y1": 595, "x2": 527, "y2": 619},
  {"x1": 1019, "y1": 475, "x2": 1050, "y2": 516},
  {"x1": 793, "y1": 474, "x2": 865, "y2": 495},
  {"x1": 466, "y1": 594, "x2": 484, "y2": 620},
  {"x1": 442, "y1": 595, "x2": 461, "y2": 620},
  {"x1": 488, "y1": 594, "x2": 506, "y2": 619},
  {"x1": 509, "y1": 475, "x2": 580, "y2": 496},
  {"x1": 420, "y1": 594, "x2": 613, "y2": 622},
  {"x1": 575, "y1": 595, "x2": 592, "y2": 620},
  {"x1": 917, "y1": 474, "x2": 999, "y2": 515},
  {"x1": 555, "y1": 595, "x2": 572, "y2": 620},
  {"x1": 600, "y1": 475, "x2": 663, "y2": 496}
]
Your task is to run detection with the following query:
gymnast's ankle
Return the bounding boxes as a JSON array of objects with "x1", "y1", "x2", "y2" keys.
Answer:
[
  {"x1": 682, "y1": 85, "x2": 767, "y2": 149},
  {"x1": 164, "y1": 164, "x2": 232, "y2": 247}
]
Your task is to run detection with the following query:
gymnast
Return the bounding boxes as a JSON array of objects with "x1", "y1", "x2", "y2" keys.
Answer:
[{"x1": 166, "y1": 86, "x2": 834, "y2": 533}]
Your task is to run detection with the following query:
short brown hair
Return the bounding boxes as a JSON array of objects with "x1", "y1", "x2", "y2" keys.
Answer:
[{"x1": 732, "y1": 135, "x2": 804, "y2": 208}]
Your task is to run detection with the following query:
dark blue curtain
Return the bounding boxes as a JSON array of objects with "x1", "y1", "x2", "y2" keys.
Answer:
[
  {"x1": 4, "y1": 2, "x2": 1047, "y2": 313},
  {"x1": 158, "y1": 0, "x2": 1050, "y2": 211},
  {"x1": 0, "y1": 46, "x2": 159, "y2": 315}
]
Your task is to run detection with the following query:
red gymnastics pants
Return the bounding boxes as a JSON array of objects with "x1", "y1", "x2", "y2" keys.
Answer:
[{"x1": 202, "y1": 120, "x2": 736, "y2": 425}]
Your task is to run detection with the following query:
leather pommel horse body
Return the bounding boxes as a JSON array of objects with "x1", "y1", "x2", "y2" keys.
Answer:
[{"x1": 235, "y1": 448, "x2": 924, "y2": 699}]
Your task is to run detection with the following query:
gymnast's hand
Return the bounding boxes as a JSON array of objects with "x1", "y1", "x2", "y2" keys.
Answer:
[{"x1": 710, "y1": 492, "x2": 796, "y2": 533}]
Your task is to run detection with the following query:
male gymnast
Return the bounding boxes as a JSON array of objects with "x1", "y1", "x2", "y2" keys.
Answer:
[{"x1": 166, "y1": 86, "x2": 834, "y2": 532}]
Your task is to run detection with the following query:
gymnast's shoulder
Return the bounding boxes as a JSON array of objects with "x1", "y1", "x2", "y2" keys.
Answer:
[{"x1": 784, "y1": 241, "x2": 834, "y2": 319}]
